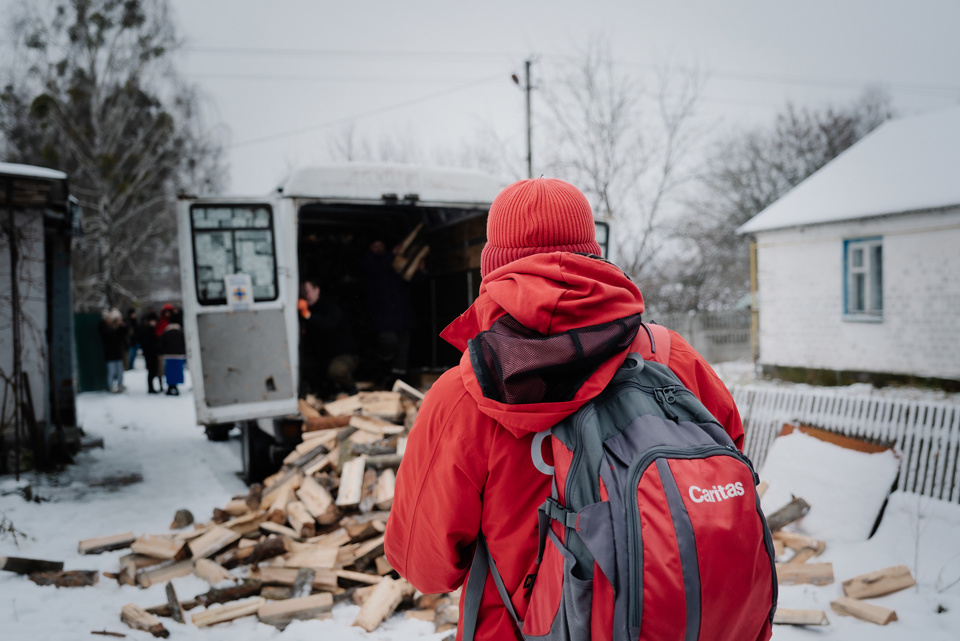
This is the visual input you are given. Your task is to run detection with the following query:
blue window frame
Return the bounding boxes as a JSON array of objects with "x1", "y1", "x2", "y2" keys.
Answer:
[{"x1": 843, "y1": 237, "x2": 883, "y2": 320}]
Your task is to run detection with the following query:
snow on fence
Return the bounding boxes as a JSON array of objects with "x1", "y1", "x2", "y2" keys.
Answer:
[{"x1": 732, "y1": 384, "x2": 960, "y2": 505}]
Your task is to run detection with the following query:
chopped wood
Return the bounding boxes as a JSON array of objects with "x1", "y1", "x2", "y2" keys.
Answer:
[
  {"x1": 392, "y1": 223, "x2": 424, "y2": 266},
  {"x1": 284, "y1": 546, "x2": 339, "y2": 570},
  {"x1": 145, "y1": 599, "x2": 199, "y2": 618},
  {"x1": 299, "y1": 398, "x2": 323, "y2": 419},
  {"x1": 188, "y1": 524, "x2": 241, "y2": 559},
  {"x1": 261, "y1": 586, "x2": 293, "y2": 600},
  {"x1": 195, "y1": 579, "x2": 263, "y2": 607},
  {"x1": 352, "y1": 584, "x2": 377, "y2": 605},
  {"x1": 375, "y1": 469, "x2": 395, "y2": 510},
  {"x1": 291, "y1": 567, "x2": 316, "y2": 598},
  {"x1": 773, "y1": 609, "x2": 830, "y2": 626},
  {"x1": 0, "y1": 555, "x2": 64, "y2": 574},
  {"x1": 286, "y1": 500, "x2": 318, "y2": 538},
  {"x1": 765, "y1": 496, "x2": 811, "y2": 532},
  {"x1": 173, "y1": 523, "x2": 213, "y2": 542},
  {"x1": 223, "y1": 510, "x2": 266, "y2": 536},
  {"x1": 350, "y1": 415, "x2": 404, "y2": 437},
  {"x1": 776, "y1": 562, "x2": 835, "y2": 586},
  {"x1": 406, "y1": 609, "x2": 435, "y2": 622},
  {"x1": 773, "y1": 539, "x2": 786, "y2": 559},
  {"x1": 297, "y1": 476, "x2": 340, "y2": 525},
  {"x1": 137, "y1": 560, "x2": 195, "y2": 588},
  {"x1": 360, "y1": 392, "x2": 404, "y2": 422},
  {"x1": 341, "y1": 512, "x2": 390, "y2": 540},
  {"x1": 353, "y1": 576, "x2": 403, "y2": 632},
  {"x1": 261, "y1": 475, "x2": 300, "y2": 514},
  {"x1": 337, "y1": 456, "x2": 367, "y2": 507},
  {"x1": 338, "y1": 543, "x2": 362, "y2": 566},
  {"x1": 249, "y1": 566, "x2": 338, "y2": 592},
  {"x1": 434, "y1": 603, "x2": 459, "y2": 633},
  {"x1": 305, "y1": 527, "x2": 352, "y2": 548},
  {"x1": 244, "y1": 483, "x2": 263, "y2": 511},
  {"x1": 348, "y1": 429, "x2": 383, "y2": 446},
  {"x1": 359, "y1": 468, "x2": 379, "y2": 513},
  {"x1": 120, "y1": 603, "x2": 169, "y2": 638},
  {"x1": 772, "y1": 530, "x2": 826, "y2": 552},
  {"x1": 349, "y1": 535, "x2": 385, "y2": 567},
  {"x1": 90, "y1": 630, "x2": 127, "y2": 638},
  {"x1": 193, "y1": 558, "x2": 237, "y2": 585},
  {"x1": 391, "y1": 378, "x2": 425, "y2": 401},
  {"x1": 338, "y1": 569, "x2": 384, "y2": 585},
  {"x1": 258, "y1": 593, "x2": 334, "y2": 629},
  {"x1": 169, "y1": 509, "x2": 194, "y2": 530},
  {"x1": 30, "y1": 570, "x2": 99, "y2": 587},
  {"x1": 224, "y1": 498, "x2": 249, "y2": 516},
  {"x1": 78, "y1": 532, "x2": 136, "y2": 555},
  {"x1": 217, "y1": 535, "x2": 287, "y2": 569},
  {"x1": 130, "y1": 535, "x2": 187, "y2": 561},
  {"x1": 375, "y1": 556, "x2": 395, "y2": 576},
  {"x1": 401, "y1": 245, "x2": 430, "y2": 281},
  {"x1": 303, "y1": 415, "x2": 352, "y2": 432},
  {"x1": 756, "y1": 480, "x2": 769, "y2": 499},
  {"x1": 323, "y1": 395, "x2": 364, "y2": 417},
  {"x1": 164, "y1": 582, "x2": 185, "y2": 624},
  {"x1": 118, "y1": 554, "x2": 162, "y2": 586},
  {"x1": 303, "y1": 447, "x2": 340, "y2": 476},
  {"x1": 830, "y1": 596, "x2": 898, "y2": 625},
  {"x1": 260, "y1": 470, "x2": 302, "y2": 506},
  {"x1": 260, "y1": 521, "x2": 301, "y2": 540},
  {"x1": 396, "y1": 436, "x2": 407, "y2": 457},
  {"x1": 301, "y1": 428, "x2": 340, "y2": 446},
  {"x1": 284, "y1": 440, "x2": 330, "y2": 468},
  {"x1": 238, "y1": 538, "x2": 258, "y2": 548},
  {"x1": 365, "y1": 454, "x2": 404, "y2": 469},
  {"x1": 842, "y1": 564, "x2": 916, "y2": 599},
  {"x1": 191, "y1": 597, "x2": 265, "y2": 628}
]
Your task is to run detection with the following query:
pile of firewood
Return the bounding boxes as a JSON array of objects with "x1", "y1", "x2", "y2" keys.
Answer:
[
  {"x1": 60, "y1": 381, "x2": 461, "y2": 637},
  {"x1": 760, "y1": 484, "x2": 915, "y2": 628}
]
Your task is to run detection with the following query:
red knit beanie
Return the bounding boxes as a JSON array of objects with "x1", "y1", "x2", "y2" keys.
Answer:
[{"x1": 480, "y1": 178, "x2": 602, "y2": 277}]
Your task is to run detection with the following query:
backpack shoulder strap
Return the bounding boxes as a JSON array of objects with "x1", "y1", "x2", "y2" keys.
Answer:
[{"x1": 640, "y1": 322, "x2": 671, "y2": 366}]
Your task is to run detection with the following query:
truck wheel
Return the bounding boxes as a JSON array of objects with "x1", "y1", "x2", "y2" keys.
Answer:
[
  {"x1": 205, "y1": 423, "x2": 233, "y2": 441},
  {"x1": 241, "y1": 421, "x2": 273, "y2": 485}
]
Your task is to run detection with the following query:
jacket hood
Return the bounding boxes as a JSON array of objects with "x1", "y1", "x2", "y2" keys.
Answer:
[{"x1": 440, "y1": 252, "x2": 644, "y2": 438}]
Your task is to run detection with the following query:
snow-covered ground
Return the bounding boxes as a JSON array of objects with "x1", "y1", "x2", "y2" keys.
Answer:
[{"x1": 0, "y1": 364, "x2": 958, "y2": 640}]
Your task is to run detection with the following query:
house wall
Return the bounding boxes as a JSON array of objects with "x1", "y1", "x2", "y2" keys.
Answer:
[{"x1": 754, "y1": 207, "x2": 960, "y2": 381}]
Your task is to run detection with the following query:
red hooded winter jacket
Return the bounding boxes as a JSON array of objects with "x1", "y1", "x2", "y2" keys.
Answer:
[{"x1": 384, "y1": 253, "x2": 744, "y2": 641}]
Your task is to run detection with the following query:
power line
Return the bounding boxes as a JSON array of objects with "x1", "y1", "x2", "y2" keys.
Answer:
[
  {"x1": 185, "y1": 72, "x2": 482, "y2": 84},
  {"x1": 229, "y1": 72, "x2": 504, "y2": 149},
  {"x1": 181, "y1": 45, "x2": 521, "y2": 60}
]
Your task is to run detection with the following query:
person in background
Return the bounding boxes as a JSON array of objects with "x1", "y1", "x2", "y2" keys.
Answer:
[
  {"x1": 298, "y1": 277, "x2": 359, "y2": 398},
  {"x1": 156, "y1": 303, "x2": 175, "y2": 336},
  {"x1": 98, "y1": 308, "x2": 127, "y2": 393},
  {"x1": 160, "y1": 309, "x2": 186, "y2": 396},
  {"x1": 125, "y1": 308, "x2": 139, "y2": 370},
  {"x1": 140, "y1": 311, "x2": 163, "y2": 394}
]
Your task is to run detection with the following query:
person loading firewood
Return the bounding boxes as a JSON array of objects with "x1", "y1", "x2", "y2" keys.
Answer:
[{"x1": 298, "y1": 277, "x2": 359, "y2": 398}]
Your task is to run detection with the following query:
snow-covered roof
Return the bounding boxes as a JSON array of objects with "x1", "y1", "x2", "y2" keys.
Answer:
[
  {"x1": 280, "y1": 163, "x2": 502, "y2": 205},
  {"x1": 0, "y1": 161, "x2": 67, "y2": 181},
  {"x1": 738, "y1": 107, "x2": 960, "y2": 234}
]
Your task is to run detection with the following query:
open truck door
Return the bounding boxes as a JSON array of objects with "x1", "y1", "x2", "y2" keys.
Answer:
[{"x1": 177, "y1": 198, "x2": 299, "y2": 427}]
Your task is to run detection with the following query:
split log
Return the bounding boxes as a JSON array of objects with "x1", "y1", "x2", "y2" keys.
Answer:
[
  {"x1": 396, "y1": 436, "x2": 407, "y2": 457},
  {"x1": 305, "y1": 527, "x2": 352, "y2": 548},
  {"x1": 30, "y1": 570, "x2": 99, "y2": 587},
  {"x1": 164, "y1": 582, "x2": 185, "y2": 624},
  {"x1": 193, "y1": 558, "x2": 237, "y2": 585},
  {"x1": 349, "y1": 535, "x2": 385, "y2": 568},
  {"x1": 223, "y1": 510, "x2": 266, "y2": 536},
  {"x1": 191, "y1": 597, "x2": 265, "y2": 628},
  {"x1": 285, "y1": 441, "x2": 331, "y2": 469},
  {"x1": 78, "y1": 532, "x2": 136, "y2": 555},
  {"x1": 772, "y1": 530, "x2": 826, "y2": 552},
  {"x1": 291, "y1": 567, "x2": 315, "y2": 598},
  {"x1": 842, "y1": 564, "x2": 916, "y2": 599},
  {"x1": 195, "y1": 579, "x2": 263, "y2": 607},
  {"x1": 303, "y1": 447, "x2": 340, "y2": 476},
  {"x1": 349, "y1": 415, "x2": 404, "y2": 438},
  {"x1": 136, "y1": 560, "x2": 194, "y2": 588},
  {"x1": 375, "y1": 556, "x2": 395, "y2": 576},
  {"x1": 392, "y1": 223, "x2": 424, "y2": 268},
  {"x1": 261, "y1": 586, "x2": 293, "y2": 600},
  {"x1": 341, "y1": 512, "x2": 390, "y2": 540},
  {"x1": 286, "y1": 501, "x2": 317, "y2": 538},
  {"x1": 359, "y1": 468, "x2": 379, "y2": 513},
  {"x1": 337, "y1": 456, "x2": 367, "y2": 507},
  {"x1": 217, "y1": 535, "x2": 286, "y2": 569},
  {"x1": 244, "y1": 483, "x2": 263, "y2": 511},
  {"x1": 435, "y1": 603, "x2": 460, "y2": 633},
  {"x1": 365, "y1": 454, "x2": 404, "y2": 470},
  {"x1": 249, "y1": 566, "x2": 338, "y2": 592},
  {"x1": 145, "y1": 599, "x2": 199, "y2": 617},
  {"x1": 406, "y1": 609, "x2": 435, "y2": 622},
  {"x1": 401, "y1": 245, "x2": 429, "y2": 280},
  {"x1": 830, "y1": 596, "x2": 898, "y2": 625},
  {"x1": 223, "y1": 498, "x2": 249, "y2": 516},
  {"x1": 0, "y1": 555, "x2": 64, "y2": 574},
  {"x1": 375, "y1": 469, "x2": 395, "y2": 510},
  {"x1": 284, "y1": 546, "x2": 339, "y2": 570},
  {"x1": 169, "y1": 509, "x2": 194, "y2": 530},
  {"x1": 297, "y1": 476, "x2": 340, "y2": 525},
  {"x1": 118, "y1": 554, "x2": 162, "y2": 586},
  {"x1": 299, "y1": 398, "x2": 323, "y2": 420},
  {"x1": 338, "y1": 569, "x2": 384, "y2": 585},
  {"x1": 258, "y1": 593, "x2": 334, "y2": 629},
  {"x1": 756, "y1": 480, "x2": 769, "y2": 499},
  {"x1": 120, "y1": 604, "x2": 169, "y2": 638},
  {"x1": 188, "y1": 524, "x2": 241, "y2": 559},
  {"x1": 765, "y1": 496, "x2": 811, "y2": 532},
  {"x1": 776, "y1": 562, "x2": 834, "y2": 586},
  {"x1": 130, "y1": 535, "x2": 187, "y2": 561},
  {"x1": 773, "y1": 609, "x2": 830, "y2": 626},
  {"x1": 173, "y1": 523, "x2": 213, "y2": 542},
  {"x1": 353, "y1": 576, "x2": 403, "y2": 632},
  {"x1": 260, "y1": 521, "x2": 300, "y2": 540},
  {"x1": 303, "y1": 415, "x2": 352, "y2": 432},
  {"x1": 391, "y1": 378, "x2": 425, "y2": 402}
]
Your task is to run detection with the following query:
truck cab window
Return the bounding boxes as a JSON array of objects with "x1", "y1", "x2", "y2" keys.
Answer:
[{"x1": 191, "y1": 205, "x2": 278, "y2": 304}]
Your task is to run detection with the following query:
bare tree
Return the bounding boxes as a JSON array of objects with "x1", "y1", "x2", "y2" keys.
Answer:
[
  {"x1": 540, "y1": 44, "x2": 707, "y2": 280},
  {"x1": 0, "y1": 0, "x2": 225, "y2": 310}
]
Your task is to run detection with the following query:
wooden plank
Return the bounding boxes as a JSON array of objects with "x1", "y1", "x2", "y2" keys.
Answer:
[
  {"x1": 188, "y1": 525, "x2": 241, "y2": 559},
  {"x1": 78, "y1": 532, "x2": 136, "y2": 555},
  {"x1": 353, "y1": 576, "x2": 403, "y2": 632},
  {"x1": 375, "y1": 469, "x2": 395, "y2": 510},
  {"x1": 284, "y1": 546, "x2": 339, "y2": 570},
  {"x1": 773, "y1": 609, "x2": 829, "y2": 626},
  {"x1": 257, "y1": 593, "x2": 334, "y2": 628},
  {"x1": 191, "y1": 597, "x2": 265, "y2": 628},
  {"x1": 0, "y1": 556, "x2": 64, "y2": 574},
  {"x1": 136, "y1": 560, "x2": 194, "y2": 588},
  {"x1": 130, "y1": 535, "x2": 187, "y2": 561},
  {"x1": 830, "y1": 596, "x2": 898, "y2": 625},
  {"x1": 120, "y1": 604, "x2": 169, "y2": 638},
  {"x1": 841, "y1": 564, "x2": 916, "y2": 599},
  {"x1": 193, "y1": 559, "x2": 237, "y2": 585},
  {"x1": 336, "y1": 456, "x2": 367, "y2": 507},
  {"x1": 297, "y1": 476, "x2": 340, "y2": 525},
  {"x1": 776, "y1": 562, "x2": 834, "y2": 586}
]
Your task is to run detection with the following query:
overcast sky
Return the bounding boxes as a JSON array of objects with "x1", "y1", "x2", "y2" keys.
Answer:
[{"x1": 5, "y1": 1, "x2": 960, "y2": 193}]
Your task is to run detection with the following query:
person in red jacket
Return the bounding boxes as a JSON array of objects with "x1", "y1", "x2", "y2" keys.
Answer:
[{"x1": 385, "y1": 178, "x2": 744, "y2": 641}]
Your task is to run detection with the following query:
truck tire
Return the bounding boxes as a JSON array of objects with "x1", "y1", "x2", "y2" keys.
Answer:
[
  {"x1": 240, "y1": 421, "x2": 274, "y2": 485},
  {"x1": 205, "y1": 423, "x2": 233, "y2": 441}
]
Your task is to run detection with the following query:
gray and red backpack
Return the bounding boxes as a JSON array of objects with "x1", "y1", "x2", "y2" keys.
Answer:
[{"x1": 463, "y1": 322, "x2": 777, "y2": 641}]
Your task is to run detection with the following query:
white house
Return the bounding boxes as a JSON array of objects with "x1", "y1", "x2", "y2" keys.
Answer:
[{"x1": 738, "y1": 107, "x2": 960, "y2": 387}]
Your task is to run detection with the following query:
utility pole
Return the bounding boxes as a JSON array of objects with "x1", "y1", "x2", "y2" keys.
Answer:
[{"x1": 513, "y1": 59, "x2": 534, "y2": 178}]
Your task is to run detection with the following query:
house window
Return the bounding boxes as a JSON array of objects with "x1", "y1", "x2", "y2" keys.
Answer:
[{"x1": 844, "y1": 237, "x2": 883, "y2": 319}]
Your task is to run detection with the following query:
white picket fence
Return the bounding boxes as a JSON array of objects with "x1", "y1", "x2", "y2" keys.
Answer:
[{"x1": 731, "y1": 385, "x2": 960, "y2": 505}]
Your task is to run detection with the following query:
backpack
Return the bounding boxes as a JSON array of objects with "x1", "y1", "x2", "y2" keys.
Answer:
[{"x1": 463, "y1": 323, "x2": 777, "y2": 641}]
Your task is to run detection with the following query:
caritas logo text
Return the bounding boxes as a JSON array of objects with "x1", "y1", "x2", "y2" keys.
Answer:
[{"x1": 688, "y1": 482, "x2": 745, "y2": 503}]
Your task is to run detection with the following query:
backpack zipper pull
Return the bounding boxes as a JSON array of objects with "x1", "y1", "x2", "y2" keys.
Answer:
[{"x1": 654, "y1": 387, "x2": 680, "y2": 421}]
